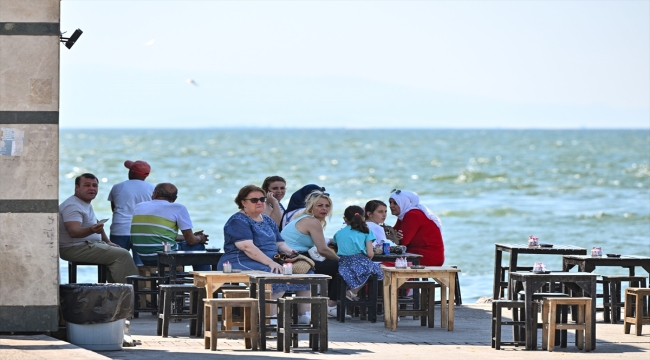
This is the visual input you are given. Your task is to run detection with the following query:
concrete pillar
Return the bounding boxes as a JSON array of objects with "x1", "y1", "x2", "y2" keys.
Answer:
[{"x1": 0, "y1": 0, "x2": 60, "y2": 332}]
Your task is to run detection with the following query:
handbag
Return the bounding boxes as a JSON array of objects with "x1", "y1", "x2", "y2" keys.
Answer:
[
  {"x1": 273, "y1": 253, "x2": 315, "y2": 274},
  {"x1": 381, "y1": 224, "x2": 400, "y2": 243}
]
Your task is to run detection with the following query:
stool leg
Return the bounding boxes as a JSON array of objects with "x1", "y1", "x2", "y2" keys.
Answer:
[
  {"x1": 495, "y1": 304, "x2": 502, "y2": 350},
  {"x1": 427, "y1": 287, "x2": 435, "y2": 328},
  {"x1": 250, "y1": 302, "x2": 259, "y2": 351},
  {"x1": 603, "y1": 280, "x2": 611, "y2": 323},
  {"x1": 162, "y1": 290, "x2": 172, "y2": 337},
  {"x1": 189, "y1": 291, "x2": 197, "y2": 336},
  {"x1": 609, "y1": 280, "x2": 618, "y2": 324},
  {"x1": 542, "y1": 301, "x2": 549, "y2": 351},
  {"x1": 204, "y1": 304, "x2": 210, "y2": 350},
  {"x1": 210, "y1": 304, "x2": 219, "y2": 351},
  {"x1": 283, "y1": 303, "x2": 291, "y2": 353},
  {"x1": 548, "y1": 303, "x2": 557, "y2": 352},
  {"x1": 585, "y1": 302, "x2": 592, "y2": 351},
  {"x1": 277, "y1": 301, "x2": 284, "y2": 352},
  {"x1": 244, "y1": 305, "x2": 252, "y2": 349},
  {"x1": 576, "y1": 304, "x2": 584, "y2": 350},
  {"x1": 624, "y1": 291, "x2": 633, "y2": 334},
  {"x1": 491, "y1": 302, "x2": 496, "y2": 349},
  {"x1": 320, "y1": 301, "x2": 328, "y2": 352},
  {"x1": 636, "y1": 291, "x2": 643, "y2": 336},
  {"x1": 560, "y1": 304, "x2": 568, "y2": 348}
]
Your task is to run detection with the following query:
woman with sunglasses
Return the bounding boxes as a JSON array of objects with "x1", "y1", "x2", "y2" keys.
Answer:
[
  {"x1": 217, "y1": 185, "x2": 312, "y2": 324},
  {"x1": 281, "y1": 190, "x2": 342, "y2": 317},
  {"x1": 388, "y1": 189, "x2": 445, "y2": 266},
  {"x1": 261, "y1": 175, "x2": 287, "y2": 227}
]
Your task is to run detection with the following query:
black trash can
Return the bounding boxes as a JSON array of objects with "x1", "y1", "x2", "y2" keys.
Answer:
[{"x1": 60, "y1": 283, "x2": 134, "y2": 350}]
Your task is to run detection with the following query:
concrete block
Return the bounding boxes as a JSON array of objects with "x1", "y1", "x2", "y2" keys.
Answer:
[
  {"x1": 0, "y1": 0, "x2": 59, "y2": 23},
  {"x1": 0, "y1": 212, "x2": 59, "y2": 306},
  {"x1": 0, "y1": 124, "x2": 58, "y2": 200},
  {"x1": 0, "y1": 36, "x2": 59, "y2": 111}
]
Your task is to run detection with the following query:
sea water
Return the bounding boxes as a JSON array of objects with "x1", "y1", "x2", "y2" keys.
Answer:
[{"x1": 59, "y1": 129, "x2": 650, "y2": 302}]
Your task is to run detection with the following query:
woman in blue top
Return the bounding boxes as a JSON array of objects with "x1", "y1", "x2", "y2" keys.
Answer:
[
  {"x1": 217, "y1": 185, "x2": 312, "y2": 323},
  {"x1": 332, "y1": 205, "x2": 384, "y2": 301},
  {"x1": 281, "y1": 190, "x2": 341, "y2": 316}
]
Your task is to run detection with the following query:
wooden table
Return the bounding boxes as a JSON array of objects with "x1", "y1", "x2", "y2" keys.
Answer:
[
  {"x1": 509, "y1": 271, "x2": 597, "y2": 350},
  {"x1": 493, "y1": 244, "x2": 587, "y2": 300},
  {"x1": 190, "y1": 270, "x2": 267, "y2": 298},
  {"x1": 562, "y1": 255, "x2": 650, "y2": 275},
  {"x1": 157, "y1": 251, "x2": 223, "y2": 282},
  {"x1": 382, "y1": 266, "x2": 460, "y2": 332},
  {"x1": 247, "y1": 273, "x2": 331, "y2": 351}
]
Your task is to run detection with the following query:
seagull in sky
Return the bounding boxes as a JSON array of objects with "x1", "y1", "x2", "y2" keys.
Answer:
[{"x1": 187, "y1": 79, "x2": 198, "y2": 86}]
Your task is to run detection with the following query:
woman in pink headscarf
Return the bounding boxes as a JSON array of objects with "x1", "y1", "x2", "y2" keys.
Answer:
[{"x1": 388, "y1": 189, "x2": 444, "y2": 266}]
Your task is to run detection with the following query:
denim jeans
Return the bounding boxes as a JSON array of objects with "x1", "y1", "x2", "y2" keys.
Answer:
[
  {"x1": 140, "y1": 241, "x2": 211, "y2": 271},
  {"x1": 110, "y1": 234, "x2": 143, "y2": 266}
]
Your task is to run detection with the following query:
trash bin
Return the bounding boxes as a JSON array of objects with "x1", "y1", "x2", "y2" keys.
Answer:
[{"x1": 60, "y1": 283, "x2": 134, "y2": 351}]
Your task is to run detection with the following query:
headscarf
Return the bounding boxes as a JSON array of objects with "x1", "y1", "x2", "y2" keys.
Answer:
[
  {"x1": 389, "y1": 190, "x2": 442, "y2": 229},
  {"x1": 281, "y1": 184, "x2": 324, "y2": 230},
  {"x1": 285, "y1": 184, "x2": 324, "y2": 213}
]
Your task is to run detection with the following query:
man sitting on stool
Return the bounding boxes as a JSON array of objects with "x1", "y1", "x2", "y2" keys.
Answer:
[
  {"x1": 59, "y1": 173, "x2": 138, "y2": 283},
  {"x1": 131, "y1": 183, "x2": 211, "y2": 270}
]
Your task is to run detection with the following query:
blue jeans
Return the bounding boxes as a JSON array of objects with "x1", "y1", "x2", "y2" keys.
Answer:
[
  {"x1": 110, "y1": 234, "x2": 143, "y2": 266},
  {"x1": 140, "y1": 241, "x2": 211, "y2": 271}
]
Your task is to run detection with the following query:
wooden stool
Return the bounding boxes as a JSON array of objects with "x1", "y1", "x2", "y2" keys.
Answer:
[
  {"x1": 398, "y1": 280, "x2": 437, "y2": 327},
  {"x1": 277, "y1": 297, "x2": 328, "y2": 353},
  {"x1": 67, "y1": 261, "x2": 108, "y2": 283},
  {"x1": 491, "y1": 300, "x2": 530, "y2": 350},
  {"x1": 126, "y1": 275, "x2": 167, "y2": 317},
  {"x1": 336, "y1": 274, "x2": 378, "y2": 323},
  {"x1": 518, "y1": 292, "x2": 569, "y2": 347},
  {"x1": 203, "y1": 298, "x2": 258, "y2": 351},
  {"x1": 157, "y1": 284, "x2": 205, "y2": 337},
  {"x1": 542, "y1": 297, "x2": 592, "y2": 352},
  {"x1": 601, "y1": 275, "x2": 647, "y2": 323},
  {"x1": 222, "y1": 289, "x2": 272, "y2": 329},
  {"x1": 624, "y1": 287, "x2": 650, "y2": 336}
]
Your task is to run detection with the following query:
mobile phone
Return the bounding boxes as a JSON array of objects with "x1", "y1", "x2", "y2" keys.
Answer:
[{"x1": 98, "y1": 218, "x2": 109, "y2": 224}]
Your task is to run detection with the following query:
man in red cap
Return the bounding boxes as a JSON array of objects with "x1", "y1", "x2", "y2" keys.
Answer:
[{"x1": 107, "y1": 160, "x2": 155, "y2": 266}]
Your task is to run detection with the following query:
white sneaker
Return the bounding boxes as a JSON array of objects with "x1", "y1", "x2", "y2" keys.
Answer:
[
  {"x1": 328, "y1": 306, "x2": 339, "y2": 318},
  {"x1": 327, "y1": 306, "x2": 351, "y2": 318},
  {"x1": 297, "y1": 312, "x2": 311, "y2": 325}
]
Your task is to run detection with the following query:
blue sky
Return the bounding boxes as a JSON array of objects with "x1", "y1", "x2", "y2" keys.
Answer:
[{"x1": 60, "y1": 1, "x2": 650, "y2": 129}]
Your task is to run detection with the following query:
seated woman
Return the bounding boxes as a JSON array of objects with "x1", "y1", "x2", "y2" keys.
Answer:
[
  {"x1": 217, "y1": 185, "x2": 311, "y2": 324},
  {"x1": 281, "y1": 189, "x2": 341, "y2": 316},
  {"x1": 388, "y1": 189, "x2": 444, "y2": 266},
  {"x1": 364, "y1": 199, "x2": 397, "y2": 247},
  {"x1": 280, "y1": 184, "x2": 324, "y2": 230},
  {"x1": 261, "y1": 175, "x2": 287, "y2": 227}
]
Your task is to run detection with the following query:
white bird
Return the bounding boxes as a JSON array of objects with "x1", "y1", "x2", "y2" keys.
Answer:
[
  {"x1": 187, "y1": 79, "x2": 198, "y2": 86},
  {"x1": 144, "y1": 39, "x2": 155, "y2": 46}
]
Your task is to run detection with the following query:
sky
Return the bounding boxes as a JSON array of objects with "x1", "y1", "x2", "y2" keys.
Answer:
[{"x1": 59, "y1": 0, "x2": 650, "y2": 129}]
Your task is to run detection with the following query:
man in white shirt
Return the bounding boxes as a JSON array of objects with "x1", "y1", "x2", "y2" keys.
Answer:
[
  {"x1": 59, "y1": 173, "x2": 138, "y2": 283},
  {"x1": 107, "y1": 160, "x2": 155, "y2": 266}
]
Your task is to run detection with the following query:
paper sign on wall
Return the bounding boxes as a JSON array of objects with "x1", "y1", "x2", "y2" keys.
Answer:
[{"x1": 0, "y1": 128, "x2": 24, "y2": 156}]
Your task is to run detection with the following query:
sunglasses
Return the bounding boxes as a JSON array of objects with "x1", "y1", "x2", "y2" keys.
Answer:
[
  {"x1": 244, "y1": 197, "x2": 267, "y2": 204},
  {"x1": 308, "y1": 190, "x2": 330, "y2": 198},
  {"x1": 391, "y1": 189, "x2": 402, "y2": 195}
]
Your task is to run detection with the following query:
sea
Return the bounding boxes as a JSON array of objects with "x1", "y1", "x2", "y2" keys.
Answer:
[{"x1": 59, "y1": 129, "x2": 650, "y2": 303}]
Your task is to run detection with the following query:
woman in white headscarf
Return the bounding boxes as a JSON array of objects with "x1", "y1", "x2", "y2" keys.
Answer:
[{"x1": 388, "y1": 189, "x2": 444, "y2": 266}]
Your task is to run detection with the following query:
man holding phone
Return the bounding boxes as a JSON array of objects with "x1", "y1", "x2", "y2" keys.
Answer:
[
  {"x1": 59, "y1": 173, "x2": 138, "y2": 283},
  {"x1": 131, "y1": 183, "x2": 211, "y2": 271}
]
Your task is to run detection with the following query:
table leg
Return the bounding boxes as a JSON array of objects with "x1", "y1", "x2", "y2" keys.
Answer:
[
  {"x1": 493, "y1": 248, "x2": 502, "y2": 300},
  {"x1": 447, "y1": 274, "x2": 456, "y2": 331},
  {"x1": 508, "y1": 252, "x2": 518, "y2": 300},
  {"x1": 383, "y1": 272, "x2": 391, "y2": 328},
  {"x1": 521, "y1": 279, "x2": 536, "y2": 350},
  {"x1": 253, "y1": 281, "x2": 267, "y2": 351},
  {"x1": 440, "y1": 281, "x2": 448, "y2": 329},
  {"x1": 390, "y1": 273, "x2": 399, "y2": 331}
]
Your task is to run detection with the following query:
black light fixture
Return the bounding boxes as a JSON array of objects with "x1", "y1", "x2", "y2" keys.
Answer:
[{"x1": 60, "y1": 29, "x2": 83, "y2": 49}]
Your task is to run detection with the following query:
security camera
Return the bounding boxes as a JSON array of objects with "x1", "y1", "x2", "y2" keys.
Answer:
[{"x1": 60, "y1": 29, "x2": 83, "y2": 49}]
